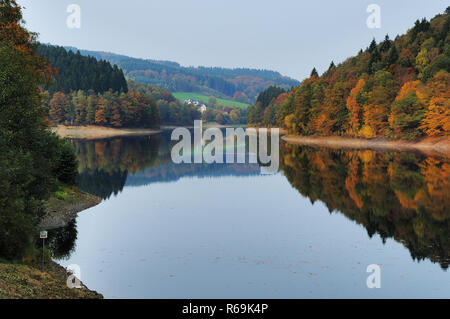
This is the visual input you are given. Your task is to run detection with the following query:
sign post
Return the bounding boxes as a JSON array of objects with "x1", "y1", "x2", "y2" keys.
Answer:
[{"x1": 40, "y1": 231, "x2": 48, "y2": 272}]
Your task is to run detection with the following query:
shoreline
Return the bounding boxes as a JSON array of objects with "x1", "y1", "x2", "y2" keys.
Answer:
[
  {"x1": 161, "y1": 123, "x2": 247, "y2": 130},
  {"x1": 0, "y1": 260, "x2": 103, "y2": 299},
  {"x1": 16, "y1": 186, "x2": 104, "y2": 299},
  {"x1": 52, "y1": 124, "x2": 246, "y2": 139},
  {"x1": 1, "y1": 186, "x2": 102, "y2": 299},
  {"x1": 41, "y1": 187, "x2": 101, "y2": 230},
  {"x1": 282, "y1": 135, "x2": 450, "y2": 157},
  {"x1": 51, "y1": 125, "x2": 161, "y2": 139}
]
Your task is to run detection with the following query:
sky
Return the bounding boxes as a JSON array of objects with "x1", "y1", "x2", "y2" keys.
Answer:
[{"x1": 19, "y1": 0, "x2": 448, "y2": 81}]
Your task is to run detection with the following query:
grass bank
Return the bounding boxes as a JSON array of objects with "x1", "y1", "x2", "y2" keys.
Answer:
[
  {"x1": 0, "y1": 260, "x2": 102, "y2": 299},
  {"x1": 41, "y1": 185, "x2": 101, "y2": 230},
  {"x1": 0, "y1": 186, "x2": 102, "y2": 299},
  {"x1": 173, "y1": 92, "x2": 249, "y2": 109},
  {"x1": 0, "y1": 186, "x2": 103, "y2": 299}
]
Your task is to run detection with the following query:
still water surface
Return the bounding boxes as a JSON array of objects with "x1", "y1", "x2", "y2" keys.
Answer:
[{"x1": 49, "y1": 132, "x2": 449, "y2": 298}]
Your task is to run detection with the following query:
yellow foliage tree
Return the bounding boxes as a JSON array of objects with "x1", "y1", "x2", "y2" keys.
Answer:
[
  {"x1": 419, "y1": 71, "x2": 450, "y2": 136},
  {"x1": 346, "y1": 78, "x2": 366, "y2": 136}
]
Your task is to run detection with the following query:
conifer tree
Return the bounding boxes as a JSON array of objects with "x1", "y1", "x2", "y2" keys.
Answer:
[{"x1": 328, "y1": 61, "x2": 336, "y2": 71}]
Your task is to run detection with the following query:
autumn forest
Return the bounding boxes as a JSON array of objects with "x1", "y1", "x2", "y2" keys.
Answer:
[
  {"x1": 1, "y1": 0, "x2": 450, "y2": 300},
  {"x1": 249, "y1": 9, "x2": 450, "y2": 140},
  {"x1": 33, "y1": 8, "x2": 450, "y2": 140}
]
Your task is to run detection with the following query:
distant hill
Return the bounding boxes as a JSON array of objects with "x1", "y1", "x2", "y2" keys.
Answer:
[
  {"x1": 63, "y1": 46, "x2": 300, "y2": 103},
  {"x1": 37, "y1": 44, "x2": 202, "y2": 128}
]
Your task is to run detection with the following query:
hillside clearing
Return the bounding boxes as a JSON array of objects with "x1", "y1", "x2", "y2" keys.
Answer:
[{"x1": 173, "y1": 92, "x2": 249, "y2": 109}]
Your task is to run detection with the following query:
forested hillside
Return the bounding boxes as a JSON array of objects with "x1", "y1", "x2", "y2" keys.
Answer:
[
  {"x1": 44, "y1": 90, "x2": 160, "y2": 128},
  {"x1": 37, "y1": 44, "x2": 128, "y2": 94},
  {"x1": 64, "y1": 47, "x2": 300, "y2": 103},
  {"x1": 39, "y1": 45, "x2": 201, "y2": 127},
  {"x1": 44, "y1": 84, "x2": 201, "y2": 128},
  {"x1": 127, "y1": 81, "x2": 201, "y2": 125},
  {"x1": 249, "y1": 9, "x2": 450, "y2": 140},
  {"x1": 0, "y1": 1, "x2": 78, "y2": 260}
]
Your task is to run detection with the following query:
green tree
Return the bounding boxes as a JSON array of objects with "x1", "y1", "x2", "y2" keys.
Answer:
[
  {"x1": 208, "y1": 96, "x2": 217, "y2": 108},
  {"x1": 85, "y1": 94, "x2": 97, "y2": 124},
  {"x1": 386, "y1": 45, "x2": 399, "y2": 65},
  {"x1": 0, "y1": 1, "x2": 78, "y2": 260},
  {"x1": 390, "y1": 91, "x2": 426, "y2": 139}
]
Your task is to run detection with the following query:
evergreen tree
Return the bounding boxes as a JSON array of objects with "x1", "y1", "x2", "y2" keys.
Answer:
[
  {"x1": 386, "y1": 45, "x2": 399, "y2": 65},
  {"x1": 85, "y1": 94, "x2": 97, "y2": 125},
  {"x1": 380, "y1": 35, "x2": 391, "y2": 52},
  {"x1": 368, "y1": 46, "x2": 382, "y2": 74},
  {"x1": 37, "y1": 44, "x2": 128, "y2": 94},
  {"x1": 328, "y1": 61, "x2": 336, "y2": 71},
  {"x1": 368, "y1": 38, "x2": 378, "y2": 53},
  {"x1": 0, "y1": 0, "x2": 78, "y2": 260},
  {"x1": 256, "y1": 86, "x2": 286, "y2": 109}
]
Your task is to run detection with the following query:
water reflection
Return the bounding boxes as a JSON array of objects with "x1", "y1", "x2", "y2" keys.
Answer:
[
  {"x1": 73, "y1": 132, "x2": 262, "y2": 199},
  {"x1": 51, "y1": 133, "x2": 449, "y2": 272},
  {"x1": 47, "y1": 219, "x2": 78, "y2": 260},
  {"x1": 74, "y1": 135, "x2": 161, "y2": 199},
  {"x1": 281, "y1": 144, "x2": 449, "y2": 270}
]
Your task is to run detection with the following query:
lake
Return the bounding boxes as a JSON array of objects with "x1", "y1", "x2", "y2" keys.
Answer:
[{"x1": 48, "y1": 131, "x2": 449, "y2": 298}]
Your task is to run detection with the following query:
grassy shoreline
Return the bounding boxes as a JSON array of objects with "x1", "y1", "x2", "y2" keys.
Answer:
[
  {"x1": 41, "y1": 186, "x2": 101, "y2": 230},
  {"x1": 0, "y1": 186, "x2": 102, "y2": 299},
  {"x1": 0, "y1": 260, "x2": 102, "y2": 299},
  {"x1": 53, "y1": 124, "x2": 248, "y2": 139}
]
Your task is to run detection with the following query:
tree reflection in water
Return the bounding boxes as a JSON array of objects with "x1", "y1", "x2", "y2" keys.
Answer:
[
  {"x1": 47, "y1": 219, "x2": 78, "y2": 260},
  {"x1": 50, "y1": 135, "x2": 449, "y2": 270},
  {"x1": 281, "y1": 144, "x2": 449, "y2": 270}
]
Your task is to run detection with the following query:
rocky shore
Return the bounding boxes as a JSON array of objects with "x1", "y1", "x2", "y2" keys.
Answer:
[{"x1": 40, "y1": 187, "x2": 101, "y2": 230}]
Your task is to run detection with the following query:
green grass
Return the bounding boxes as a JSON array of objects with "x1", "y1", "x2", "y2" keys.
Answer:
[
  {"x1": 0, "y1": 262, "x2": 103, "y2": 299},
  {"x1": 54, "y1": 190, "x2": 67, "y2": 200},
  {"x1": 47, "y1": 185, "x2": 80, "y2": 206},
  {"x1": 172, "y1": 92, "x2": 249, "y2": 109}
]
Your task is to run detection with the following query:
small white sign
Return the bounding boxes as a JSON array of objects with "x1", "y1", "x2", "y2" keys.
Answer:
[{"x1": 40, "y1": 231, "x2": 48, "y2": 239}]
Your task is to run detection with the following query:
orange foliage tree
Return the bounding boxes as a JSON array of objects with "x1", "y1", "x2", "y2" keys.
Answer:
[
  {"x1": 346, "y1": 78, "x2": 367, "y2": 136},
  {"x1": 419, "y1": 71, "x2": 450, "y2": 136}
]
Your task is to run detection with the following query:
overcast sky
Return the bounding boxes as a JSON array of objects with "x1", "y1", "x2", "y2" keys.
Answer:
[{"x1": 19, "y1": 0, "x2": 448, "y2": 80}]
